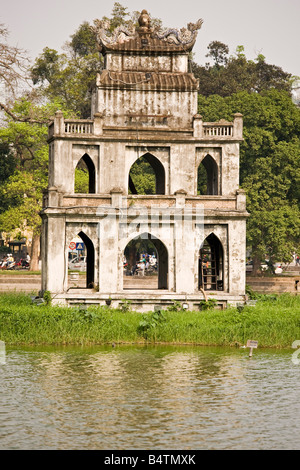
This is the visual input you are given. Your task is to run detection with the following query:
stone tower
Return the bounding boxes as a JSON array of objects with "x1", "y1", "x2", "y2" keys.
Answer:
[{"x1": 41, "y1": 11, "x2": 248, "y2": 309}]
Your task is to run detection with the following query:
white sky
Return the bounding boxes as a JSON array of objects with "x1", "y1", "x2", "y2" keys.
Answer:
[{"x1": 1, "y1": 0, "x2": 299, "y2": 77}]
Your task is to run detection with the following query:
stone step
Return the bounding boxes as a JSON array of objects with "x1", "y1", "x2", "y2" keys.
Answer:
[
  {"x1": 246, "y1": 276, "x2": 300, "y2": 294},
  {"x1": 0, "y1": 277, "x2": 41, "y2": 284}
]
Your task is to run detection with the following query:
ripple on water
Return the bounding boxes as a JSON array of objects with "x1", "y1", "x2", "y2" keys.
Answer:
[{"x1": 0, "y1": 346, "x2": 299, "y2": 450}]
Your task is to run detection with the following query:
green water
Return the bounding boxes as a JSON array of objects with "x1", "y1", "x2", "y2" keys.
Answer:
[{"x1": 0, "y1": 344, "x2": 299, "y2": 450}]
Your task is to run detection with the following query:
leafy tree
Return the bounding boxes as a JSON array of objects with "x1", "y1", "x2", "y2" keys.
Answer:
[
  {"x1": 0, "y1": 23, "x2": 31, "y2": 113},
  {"x1": 101, "y1": 2, "x2": 131, "y2": 31},
  {"x1": 0, "y1": 97, "x2": 73, "y2": 269},
  {"x1": 31, "y1": 46, "x2": 99, "y2": 118},
  {"x1": 0, "y1": 143, "x2": 16, "y2": 184},
  {"x1": 2, "y1": 7, "x2": 299, "y2": 276},
  {"x1": 198, "y1": 90, "x2": 300, "y2": 272},
  {"x1": 74, "y1": 164, "x2": 90, "y2": 193},
  {"x1": 243, "y1": 151, "x2": 300, "y2": 272},
  {"x1": 70, "y1": 21, "x2": 99, "y2": 58},
  {"x1": 192, "y1": 43, "x2": 294, "y2": 97},
  {"x1": 206, "y1": 41, "x2": 229, "y2": 68},
  {"x1": 30, "y1": 3, "x2": 163, "y2": 119},
  {"x1": 0, "y1": 4, "x2": 163, "y2": 268},
  {"x1": 129, "y1": 158, "x2": 156, "y2": 195}
]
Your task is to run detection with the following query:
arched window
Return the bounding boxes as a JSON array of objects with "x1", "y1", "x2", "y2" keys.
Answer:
[
  {"x1": 123, "y1": 233, "x2": 168, "y2": 290},
  {"x1": 197, "y1": 154, "x2": 218, "y2": 195},
  {"x1": 129, "y1": 153, "x2": 165, "y2": 195},
  {"x1": 78, "y1": 231, "x2": 95, "y2": 288},
  {"x1": 199, "y1": 233, "x2": 223, "y2": 291},
  {"x1": 68, "y1": 232, "x2": 95, "y2": 289},
  {"x1": 74, "y1": 154, "x2": 95, "y2": 194}
]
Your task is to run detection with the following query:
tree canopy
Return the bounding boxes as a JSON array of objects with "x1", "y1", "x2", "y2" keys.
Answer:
[
  {"x1": 198, "y1": 89, "x2": 300, "y2": 269},
  {"x1": 192, "y1": 42, "x2": 294, "y2": 97},
  {"x1": 0, "y1": 2, "x2": 299, "y2": 273}
]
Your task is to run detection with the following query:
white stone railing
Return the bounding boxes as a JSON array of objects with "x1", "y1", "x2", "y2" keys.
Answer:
[
  {"x1": 64, "y1": 120, "x2": 94, "y2": 135},
  {"x1": 193, "y1": 113, "x2": 243, "y2": 140},
  {"x1": 48, "y1": 111, "x2": 243, "y2": 140},
  {"x1": 203, "y1": 123, "x2": 233, "y2": 137},
  {"x1": 48, "y1": 111, "x2": 103, "y2": 139}
]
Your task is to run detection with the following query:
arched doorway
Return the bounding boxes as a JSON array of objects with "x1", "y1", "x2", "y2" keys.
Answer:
[
  {"x1": 123, "y1": 233, "x2": 168, "y2": 290},
  {"x1": 74, "y1": 154, "x2": 95, "y2": 194},
  {"x1": 199, "y1": 233, "x2": 223, "y2": 291},
  {"x1": 197, "y1": 154, "x2": 218, "y2": 195},
  {"x1": 68, "y1": 232, "x2": 95, "y2": 289},
  {"x1": 78, "y1": 231, "x2": 95, "y2": 288},
  {"x1": 128, "y1": 153, "x2": 165, "y2": 195}
]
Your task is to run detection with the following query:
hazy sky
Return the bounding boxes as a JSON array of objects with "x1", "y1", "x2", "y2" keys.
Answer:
[{"x1": 1, "y1": 0, "x2": 299, "y2": 76}]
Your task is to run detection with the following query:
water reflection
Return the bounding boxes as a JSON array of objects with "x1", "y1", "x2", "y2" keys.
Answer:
[{"x1": 0, "y1": 345, "x2": 299, "y2": 450}]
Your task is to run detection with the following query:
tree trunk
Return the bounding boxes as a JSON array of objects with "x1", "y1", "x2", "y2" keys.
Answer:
[
  {"x1": 30, "y1": 232, "x2": 40, "y2": 271},
  {"x1": 252, "y1": 254, "x2": 261, "y2": 276},
  {"x1": 128, "y1": 245, "x2": 137, "y2": 271}
]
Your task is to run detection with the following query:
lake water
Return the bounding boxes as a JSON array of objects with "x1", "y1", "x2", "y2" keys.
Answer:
[{"x1": 0, "y1": 345, "x2": 299, "y2": 450}]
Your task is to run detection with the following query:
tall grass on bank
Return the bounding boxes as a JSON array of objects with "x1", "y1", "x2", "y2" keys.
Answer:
[{"x1": 0, "y1": 292, "x2": 299, "y2": 348}]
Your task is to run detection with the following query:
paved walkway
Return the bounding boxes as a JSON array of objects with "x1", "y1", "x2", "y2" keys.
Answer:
[{"x1": 0, "y1": 273, "x2": 159, "y2": 292}]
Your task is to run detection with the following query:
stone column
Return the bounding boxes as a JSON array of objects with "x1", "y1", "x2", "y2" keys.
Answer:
[
  {"x1": 44, "y1": 215, "x2": 66, "y2": 294},
  {"x1": 174, "y1": 190, "x2": 195, "y2": 294},
  {"x1": 233, "y1": 113, "x2": 243, "y2": 139},
  {"x1": 98, "y1": 215, "x2": 119, "y2": 293},
  {"x1": 110, "y1": 187, "x2": 124, "y2": 209},
  {"x1": 53, "y1": 110, "x2": 65, "y2": 136},
  {"x1": 175, "y1": 189, "x2": 187, "y2": 208},
  {"x1": 93, "y1": 113, "x2": 104, "y2": 136},
  {"x1": 193, "y1": 114, "x2": 203, "y2": 139},
  {"x1": 236, "y1": 189, "x2": 247, "y2": 211},
  {"x1": 228, "y1": 219, "x2": 246, "y2": 296},
  {"x1": 47, "y1": 186, "x2": 59, "y2": 207}
]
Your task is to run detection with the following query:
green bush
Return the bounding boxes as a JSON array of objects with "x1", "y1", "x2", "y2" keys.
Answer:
[{"x1": 0, "y1": 292, "x2": 299, "y2": 348}]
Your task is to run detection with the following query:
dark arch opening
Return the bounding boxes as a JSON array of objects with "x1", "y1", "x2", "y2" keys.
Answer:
[
  {"x1": 123, "y1": 233, "x2": 168, "y2": 290},
  {"x1": 78, "y1": 231, "x2": 95, "y2": 288},
  {"x1": 129, "y1": 153, "x2": 165, "y2": 195},
  {"x1": 197, "y1": 154, "x2": 218, "y2": 195},
  {"x1": 75, "y1": 154, "x2": 95, "y2": 194},
  {"x1": 199, "y1": 233, "x2": 223, "y2": 291}
]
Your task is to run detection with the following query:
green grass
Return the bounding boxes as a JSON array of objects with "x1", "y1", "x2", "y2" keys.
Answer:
[
  {"x1": 0, "y1": 270, "x2": 41, "y2": 275},
  {"x1": 0, "y1": 292, "x2": 299, "y2": 348}
]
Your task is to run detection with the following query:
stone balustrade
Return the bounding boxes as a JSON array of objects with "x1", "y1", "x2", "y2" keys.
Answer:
[
  {"x1": 48, "y1": 111, "x2": 243, "y2": 141},
  {"x1": 193, "y1": 113, "x2": 243, "y2": 140},
  {"x1": 48, "y1": 111, "x2": 103, "y2": 139},
  {"x1": 202, "y1": 123, "x2": 233, "y2": 137},
  {"x1": 64, "y1": 120, "x2": 94, "y2": 135}
]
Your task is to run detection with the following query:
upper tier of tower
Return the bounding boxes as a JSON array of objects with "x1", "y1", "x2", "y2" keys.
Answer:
[{"x1": 90, "y1": 11, "x2": 203, "y2": 128}]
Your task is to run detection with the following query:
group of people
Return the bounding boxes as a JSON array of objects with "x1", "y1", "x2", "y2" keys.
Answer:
[
  {"x1": 0, "y1": 253, "x2": 15, "y2": 269},
  {"x1": 0, "y1": 252, "x2": 30, "y2": 270},
  {"x1": 127, "y1": 254, "x2": 158, "y2": 276}
]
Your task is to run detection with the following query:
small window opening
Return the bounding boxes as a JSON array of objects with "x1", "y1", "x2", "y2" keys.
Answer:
[
  {"x1": 129, "y1": 153, "x2": 165, "y2": 195},
  {"x1": 197, "y1": 154, "x2": 218, "y2": 195},
  {"x1": 199, "y1": 234, "x2": 223, "y2": 291},
  {"x1": 75, "y1": 154, "x2": 95, "y2": 194}
]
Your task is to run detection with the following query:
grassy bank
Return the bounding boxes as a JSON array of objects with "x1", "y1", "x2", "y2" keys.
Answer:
[
  {"x1": 0, "y1": 292, "x2": 299, "y2": 348},
  {"x1": 0, "y1": 270, "x2": 41, "y2": 275}
]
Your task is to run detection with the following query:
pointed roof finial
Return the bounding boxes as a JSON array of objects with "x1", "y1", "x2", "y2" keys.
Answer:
[{"x1": 138, "y1": 10, "x2": 152, "y2": 33}]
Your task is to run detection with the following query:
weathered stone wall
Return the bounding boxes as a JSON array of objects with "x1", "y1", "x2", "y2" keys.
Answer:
[
  {"x1": 246, "y1": 276, "x2": 300, "y2": 294},
  {"x1": 94, "y1": 87, "x2": 198, "y2": 129},
  {"x1": 47, "y1": 137, "x2": 241, "y2": 199},
  {"x1": 41, "y1": 11, "x2": 248, "y2": 308}
]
